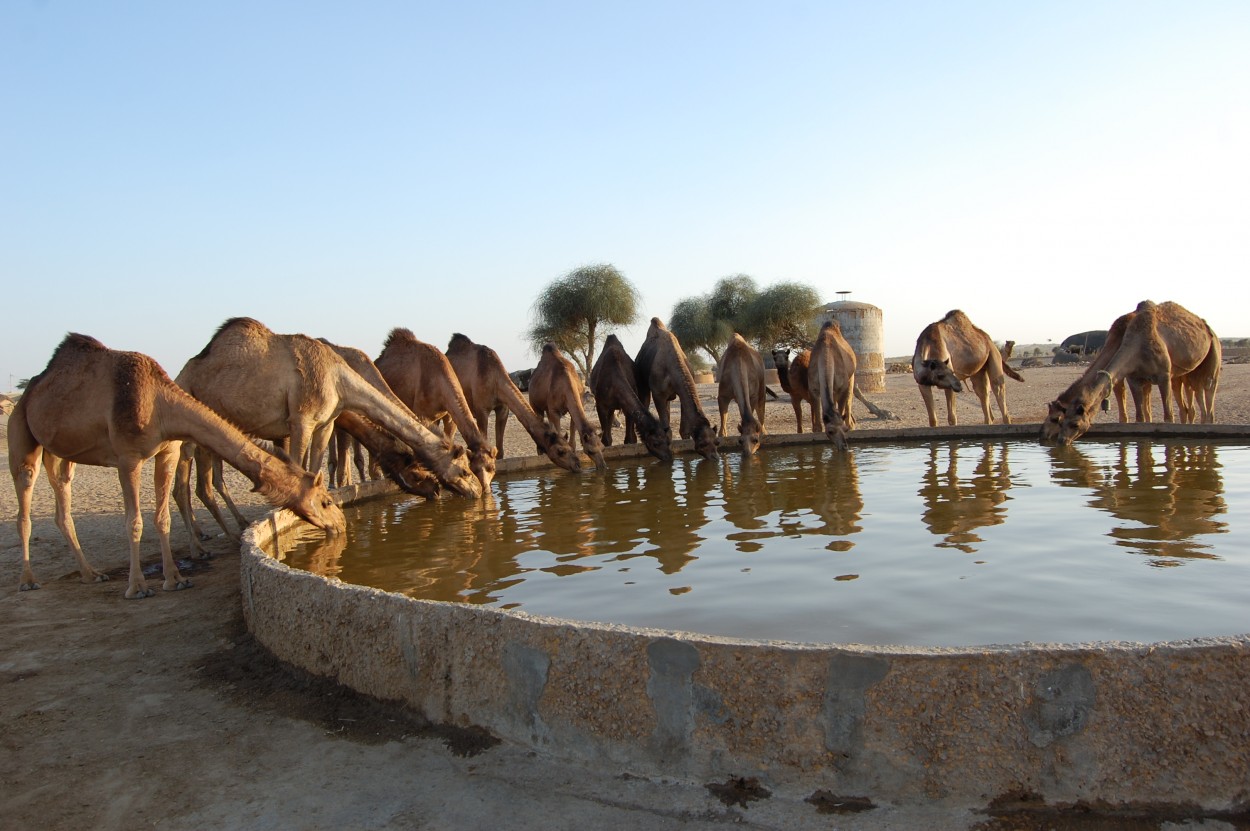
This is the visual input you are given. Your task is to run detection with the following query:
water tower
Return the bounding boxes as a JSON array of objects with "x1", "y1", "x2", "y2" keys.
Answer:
[{"x1": 815, "y1": 292, "x2": 885, "y2": 393}]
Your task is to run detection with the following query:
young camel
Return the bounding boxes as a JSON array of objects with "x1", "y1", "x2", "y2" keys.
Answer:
[
  {"x1": 912, "y1": 309, "x2": 1024, "y2": 427},
  {"x1": 374, "y1": 327, "x2": 498, "y2": 490},
  {"x1": 529, "y1": 343, "x2": 608, "y2": 470},
  {"x1": 175, "y1": 318, "x2": 481, "y2": 498},
  {"x1": 634, "y1": 318, "x2": 719, "y2": 461},
  {"x1": 771, "y1": 348, "x2": 820, "y2": 433},
  {"x1": 808, "y1": 320, "x2": 857, "y2": 451},
  {"x1": 1043, "y1": 301, "x2": 1221, "y2": 445},
  {"x1": 445, "y1": 333, "x2": 582, "y2": 473},
  {"x1": 718, "y1": 334, "x2": 767, "y2": 455},
  {"x1": 9, "y1": 334, "x2": 345, "y2": 599},
  {"x1": 588, "y1": 334, "x2": 672, "y2": 462}
]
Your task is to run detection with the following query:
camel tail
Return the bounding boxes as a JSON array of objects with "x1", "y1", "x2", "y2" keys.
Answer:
[{"x1": 1004, "y1": 363, "x2": 1025, "y2": 383}]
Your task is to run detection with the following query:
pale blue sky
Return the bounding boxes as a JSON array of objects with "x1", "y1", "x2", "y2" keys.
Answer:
[{"x1": 3, "y1": 1, "x2": 1248, "y2": 392}]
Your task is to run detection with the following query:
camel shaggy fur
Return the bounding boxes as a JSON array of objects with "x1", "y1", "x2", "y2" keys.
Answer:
[
  {"x1": 808, "y1": 320, "x2": 857, "y2": 451},
  {"x1": 1042, "y1": 301, "x2": 1221, "y2": 445},
  {"x1": 9, "y1": 334, "x2": 345, "y2": 598},
  {"x1": 588, "y1": 334, "x2": 672, "y2": 462},
  {"x1": 912, "y1": 310, "x2": 1024, "y2": 427},
  {"x1": 634, "y1": 318, "x2": 719, "y2": 461},
  {"x1": 175, "y1": 318, "x2": 480, "y2": 498},
  {"x1": 718, "y1": 334, "x2": 767, "y2": 455},
  {"x1": 529, "y1": 344, "x2": 607, "y2": 470},
  {"x1": 445, "y1": 333, "x2": 582, "y2": 473},
  {"x1": 771, "y1": 348, "x2": 820, "y2": 433}
]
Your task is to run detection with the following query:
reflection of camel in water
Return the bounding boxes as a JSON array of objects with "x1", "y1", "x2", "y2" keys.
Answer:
[
  {"x1": 765, "y1": 446, "x2": 863, "y2": 547},
  {"x1": 917, "y1": 442, "x2": 1013, "y2": 554},
  {"x1": 1045, "y1": 440, "x2": 1228, "y2": 562},
  {"x1": 595, "y1": 458, "x2": 715, "y2": 574}
]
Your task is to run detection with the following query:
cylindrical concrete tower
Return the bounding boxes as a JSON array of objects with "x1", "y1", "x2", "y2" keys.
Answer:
[{"x1": 816, "y1": 300, "x2": 885, "y2": 392}]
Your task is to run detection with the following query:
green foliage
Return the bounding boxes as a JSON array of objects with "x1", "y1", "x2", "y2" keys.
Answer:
[
  {"x1": 528, "y1": 263, "x2": 641, "y2": 376},
  {"x1": 671, "y1": 276, "x2": 821, "y2": 364},
  {"x1": 741, "y1": 282, "x2": 822, "y2": 350},
  {"x1": 16, "y1": 377, "x2": 31, "y2": 391}
]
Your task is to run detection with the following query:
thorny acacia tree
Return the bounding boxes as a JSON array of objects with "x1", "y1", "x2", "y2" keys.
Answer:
[
  {"x1": 528, "y1": 263, "x2": 642, "y2": 376},
  {"x1": 670, "y1": 276, "x2": 821, "y2": 365},
  {"x1": 740, "y1": 282, "x2": 823, "y2": 350}
]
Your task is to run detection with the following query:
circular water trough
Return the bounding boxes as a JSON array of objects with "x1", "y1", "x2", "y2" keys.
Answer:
[{"x1": 240, "y1": 422, "x2": 1250, "y2": 812}]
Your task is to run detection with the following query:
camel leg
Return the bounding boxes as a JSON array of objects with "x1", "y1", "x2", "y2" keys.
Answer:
[
  {"x1": 717, "y1": 397, "x2": 730, "y2": 438},
  {"x1": 918, "y1": 385, "x2": 939, "y2": 428},
  {"x1": 152, "y1": 444, "x2": 191, "y2": 592},
  {"x1": 44, "y1": 455, "x2": 110, "y2": 585},
  {"x1": 596, "y1": 402, "x2": 616, "y2": 446},
  {"x1": 173, "y1": 444, "x2": 212, "y2": 558},
  {"x1": 1158, "y1": 377, "x2": 1175, "y2": 423},
  {"x1": 491, "y1": 406, "x2": 509, "y2": 458},
  {"x1": 112, "y1": 459, "x2": 155, "y2": 599},
  {"x1": 9, "y1": 419, "x2": 45, "y2": 590},
  {"x1": 990, "y1": 377, "x2": 1011, "y2": 425},
  {"x1": 212, "y1": 454, "x2": 249, "y2": 530},
  {"x1": 351, "y1": 438, "x2": 367, "y2": 482},
  {"x1": 789, "y1": 398, "x2": 803, "y2": 433},
  {"x1": 193, "y1": 446, "x2": 240, "y2": 546},
  {"x1": 808, "y1": 400, "x2": 819, "y2": 433},
  {"x1": 969, "y1": 373, "x2": 992, "y2": 425},
  {"x1": 1113, "y1": 382, "x2": 1129, "y2": 423},
  {"x1": 943, "y1": 388, "x2": 959, "y2": 426}
]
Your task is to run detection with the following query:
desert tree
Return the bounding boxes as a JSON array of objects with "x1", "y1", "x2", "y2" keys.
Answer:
[
  {"x1": 528, "y1": 263, "x2": 642, "y2": 376},
  {"x1": 669, "y1": 275, "x2": 761, "y2": 366},
  {"x1": 739, "y1": 282, "x2": 822, "y2": 350}
]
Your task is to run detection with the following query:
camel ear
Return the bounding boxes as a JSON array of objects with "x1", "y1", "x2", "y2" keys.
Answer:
[
  {"x1": 313, "y1": 471, "x2": 325, "y2": 488},
  {"x1": 944, "y1": 358, "x2": 953, "y2": 368}
]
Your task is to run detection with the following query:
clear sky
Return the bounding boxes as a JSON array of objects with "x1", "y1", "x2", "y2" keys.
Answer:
[{"x1": 3, "y1": 1, "x2": 1247, "y2": 392}]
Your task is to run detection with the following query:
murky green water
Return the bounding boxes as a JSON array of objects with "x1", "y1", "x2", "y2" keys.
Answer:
[{"x1": 277, "y1": 439, "x2": 1250, "y2": 646}]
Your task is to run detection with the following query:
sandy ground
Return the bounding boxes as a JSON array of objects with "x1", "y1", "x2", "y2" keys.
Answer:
[{"x1": 3, "y1": 361, "x2": 1248, "y2": 831}]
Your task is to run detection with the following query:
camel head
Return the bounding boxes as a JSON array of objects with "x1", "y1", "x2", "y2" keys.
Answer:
[
  {"x1": 270, "y1": 468, "x2": 347, "y2": 535},
  {"x1": 1041, "y1": 396, "x2": 1097, "y2": 446},
  {"x1": 822, "y1": 410, "x2": 850, "y2": 452},
  {"x1": 435, "y1": 443, "x2": 485, "y2": 497},
  {"x1": 467, "y1": 444, "x2": 498, "y2": 491},
  {"x1": 692, "y1": 420, "x2": 719, "y2": 462},
  {"x1": 374, "y1": 448, "x2": 442, "y2": 499},
  {"x1": 738, "y1": 419, "x2": 762, "y2": 456},
  {"x1": 636, "y1": 412, "x2": 673, "y2": 463},
  {"x1": 579, "y1": 427, "x2": 608, "y2": 471},
  {"x1": 916, "y1": 358, "x2": 963, "y2": 392},
  {"x1": 538, "y1": 425, "x2": 582, "y2": 473}
]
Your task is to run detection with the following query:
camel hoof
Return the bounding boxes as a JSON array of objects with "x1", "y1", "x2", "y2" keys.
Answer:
[
  {"x1": 165, "y1": 578, "x2": 194, "y2": 591},
  {"x1": 197, "y1": 531, "x2": 213, "y2": 541},
  {"x1": 19, "y1": 581, "x2": 41, "y2": 592},
  {"x1": 93, "y1": 572, "x2": 111, "y2": 583},
  {"x1": 125, "y1": 587, "x2": 156, "y2": 599}
]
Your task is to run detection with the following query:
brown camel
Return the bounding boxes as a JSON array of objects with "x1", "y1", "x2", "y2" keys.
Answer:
[
  {"x1": 8, "y1": 334, "x2": 345, "y2": 598},
  {"x1": 771, "y1": 348, "x2": 820, "y2": 433},
  {"x1": 445, "y1": 333, "x2": 581, "y2": 473},
  {"x1": 1043, "y1": 301, "x2": 1221, "y2": 445},
  {"x1": 175, "y1": 318, "x2": 481, "y2": 498},
  {"x1": 912, "y1": 309, "x2": 1024, "y2": 427},
  {"x1": 808, "y1": 320, "x2": 857, "y2": 451},
  {"x1": 588, "y1": 334, "x2": 672, "y2": 462},
  {"x1": 375, "y1": 328, "x2": 498, "y2": 490},
  {"x1": 634, "y1": 318, "x2": 719, "y2": 461},
  {"x1": 529, "y1": 343, "x2": 608, "y2": 469},
  {"x1": 717, "y1": 334, "x2": 767, "y2": 455}
]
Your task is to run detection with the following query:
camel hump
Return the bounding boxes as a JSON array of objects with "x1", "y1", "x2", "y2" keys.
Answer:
[
  {"x1": 384, "y1": 327, "x2": 417, "y2": 348},
  {"x1": 447, "y1": 333, "x2": 474, "y2": 352},
  {"x1": 542, "y1": 343, "x2": 558, "y2": 355},
  {"x1": 195, "y1": 317, "x2": 270, "y2": 360},
  {"x1": 57, "y1": 332, "x2": 109, "y2": 354},
  {"x1": 1136, "y1": 300, "x2": 1156, "y2": 312},
  {"x1": 604, "y1": 334, "x2": 622, "y2": 348}
]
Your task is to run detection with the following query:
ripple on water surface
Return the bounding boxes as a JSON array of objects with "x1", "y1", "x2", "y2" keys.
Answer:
[{"x1": 278, "y1": 439, "x2": 1250, "y2": 647}]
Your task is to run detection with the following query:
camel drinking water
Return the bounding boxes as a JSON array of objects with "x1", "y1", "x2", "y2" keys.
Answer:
[
  {"x1": 634, "y1": 318, "x2": 719, "y2": 462},
  {"x1": 375, "y1": 327, "x2": 499, "y2": 490},
  {"x1": 445, "y1": 333, "x2": 582, "y2": 473},
  {"x1": 588, "y1": 334, "x2": 673, "y2": 463},
  {"x1": 912, "y1": 309, "x2": 1024, "y2": 427},
  {"x1": 1042, "y1": 300, "x2": 1221, "y2": 445},
  {"x1": 717, "y1": 334, "x2": 767, "y2": 455},
  {"x1": 808, "y1": 320, "x2": 857, "y2": 451},
  {"x1": 8, "y1": 334, "x2": 345, "y2": 599},
  {"x1": 528, "y1": 343, "x2": 608, "y2": 470}
]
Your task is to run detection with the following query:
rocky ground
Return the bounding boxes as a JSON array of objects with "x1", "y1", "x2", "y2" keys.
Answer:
[{"x1": 2, "y1": 361, "x2": 1247, "y2": 830}]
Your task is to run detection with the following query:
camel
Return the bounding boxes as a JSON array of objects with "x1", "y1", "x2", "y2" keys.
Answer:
[
  {"x1": 1042, "y1": 301, "x2": 1221, "y2": 445},
  {"x1": 175, "y1": 318, "x2": 481, "y2": 499},
  {"x1": 8, "y1": 334, "x2": 345, "y2": 598},
  {"x1": 808, "y1": 320, "x2": 857, "y2": 451},
  {"x1": 587, "y1": 334, "x2": 672, "y2": 462},
  {"x1": 444, "y1": 333, "x2": 582, "y2": 473},
  {"x1": 771, "y1": 348, "x2": 819, "y2": 433},
  {"x1": 634, "y1": 318, "x2": 719, "y2": 461},
  {"x1": 717, "y1": 334, "x2": 767, "y2": 455},
  {"x1": 374, "y1": 328, "x2": 498, "y2": 490},
  {"x1": 528, "y1": 343, "x2": 608, "y2": 470},
  {"x1": 912, "y1": 309, "x2": 1024, "y2": 427}
]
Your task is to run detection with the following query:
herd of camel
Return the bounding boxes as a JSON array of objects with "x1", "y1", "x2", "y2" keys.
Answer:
[{"x1": 6, "y1": 298, "x2": 1221, "y2": 601}]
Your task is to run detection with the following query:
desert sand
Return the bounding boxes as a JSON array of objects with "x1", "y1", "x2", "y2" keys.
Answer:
[{"x1": 2, "y1": 361, "x2": 1248, "y2": 830}]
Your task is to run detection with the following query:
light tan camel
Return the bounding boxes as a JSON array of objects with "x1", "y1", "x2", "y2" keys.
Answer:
[
  {"x1": 771, "y1": 348, "x2": 819, "y2": 433},
  {"x1": 529, "y1": 343, "x2": 608, "y2": 470},
  {"x1": 8, "y1": 334, "x2": 345, "y2": 598},
  {"x1": 1043, "y1": 301, "x2": 1221, "y2": 445},
  {"x1": 445, "y1": 333, "x2": 582, "y2": 473},
  {"x1": 717, "y1": 334, "x2": 767, "y2": 455},
  {"x1": 634, "y1": 318, "x2": 719, "y2": 461},
  {"x1": 175, "y1": 318, "x2": 481, "y2": 498},
  {"x1": 374, "y1": 328, "x2": 498, "y2": 490},
  {"x1": 808, "y1": 320, "x2": 857, "y2": 451},
  {"x1": 588, "y1": 334, "x2": 673, "y2": 462},
  {"x1": 912, "y1": 309, "x2": 1024, "y2": 427}
]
